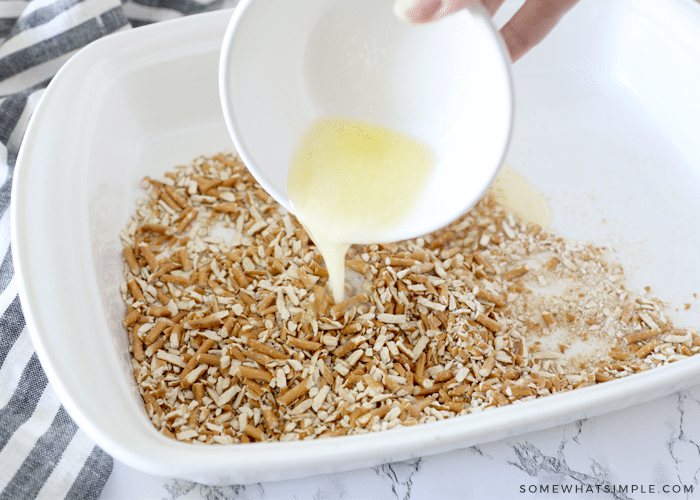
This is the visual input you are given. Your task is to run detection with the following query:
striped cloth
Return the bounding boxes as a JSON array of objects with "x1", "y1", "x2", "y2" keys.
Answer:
[{"x1": 0, "y1": 1, "x2": 229, "y2": 498}]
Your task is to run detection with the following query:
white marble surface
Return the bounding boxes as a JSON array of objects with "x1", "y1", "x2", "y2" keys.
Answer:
[{"x1": 99, "y1": 383, "x2": 700, "y2": 500}]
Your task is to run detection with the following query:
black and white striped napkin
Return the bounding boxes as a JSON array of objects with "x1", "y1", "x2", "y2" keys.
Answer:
[{"x1": 0, "y1": 1, "x2": 230, "y2": 498}]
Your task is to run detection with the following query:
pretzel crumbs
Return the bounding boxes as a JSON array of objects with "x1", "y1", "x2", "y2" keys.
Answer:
[{"x1": 119, "y1": 150, "x2": 698, "y2": 445}]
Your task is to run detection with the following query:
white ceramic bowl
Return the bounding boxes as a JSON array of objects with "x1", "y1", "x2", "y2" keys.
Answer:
[
  {"x1": 219, "y1": 0, "x2": 513, "y2": 242},
  {"x1": 11, "y1": 0, "x2": 700, "y2": 485}
]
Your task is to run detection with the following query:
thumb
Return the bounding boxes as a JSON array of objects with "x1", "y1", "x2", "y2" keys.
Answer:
[{"x1": 394, "y1": 0, "x2": 479, "y2": 23}]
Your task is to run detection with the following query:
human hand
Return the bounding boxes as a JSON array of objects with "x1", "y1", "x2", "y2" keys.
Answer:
[{"x1": 394, "y1": 0, "x2": 581, "y2": 62}]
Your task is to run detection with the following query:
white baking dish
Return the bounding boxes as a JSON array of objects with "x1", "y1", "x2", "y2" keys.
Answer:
[{"x1": 11, "y1": 0, "x2": 700, "y2": 485}]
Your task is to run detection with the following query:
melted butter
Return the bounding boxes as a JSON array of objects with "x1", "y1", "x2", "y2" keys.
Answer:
[
  {"x1": 287, "y1": 117, "x2": 435, "y2": 303},
  {"x1": 490, "y1": 164, "x2": 551, "y2": 228}
]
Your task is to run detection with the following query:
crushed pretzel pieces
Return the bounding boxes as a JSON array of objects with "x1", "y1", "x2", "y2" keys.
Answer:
[{"x1": 119, "y1": 150, "x2": 698, "y2": 444}]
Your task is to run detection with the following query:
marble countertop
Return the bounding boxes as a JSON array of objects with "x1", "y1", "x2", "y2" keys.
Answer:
[{"x1": 98, "y1": 383, "x2": 700, "y2": 500}]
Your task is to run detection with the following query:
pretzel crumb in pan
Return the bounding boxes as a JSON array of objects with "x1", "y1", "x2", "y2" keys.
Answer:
[{"x1": 119, "y1": 150, "x2": 698, "y2": 444}]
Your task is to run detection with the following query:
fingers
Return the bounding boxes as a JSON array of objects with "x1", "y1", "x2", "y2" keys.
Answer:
[
  {"x1": 479, "y1": 0, "x2": 507, "y2": 17},
  {"x1": 500, "y1": 0, "x2": 580, "y2": 61},
  {"x1": 395, "y1": 0, "x2": 580, "y2": 63},
  {"x1": 394, "y1": 0, "x2": 480, "y2": 24}
]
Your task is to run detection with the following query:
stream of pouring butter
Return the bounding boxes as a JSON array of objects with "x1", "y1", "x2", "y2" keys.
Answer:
[
  {"x1": 287, "y1": 117, "x2": 550, "y2": 304},
  {"x1": 287, "y1": 117, "x2": 435, "y2": 303}
]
